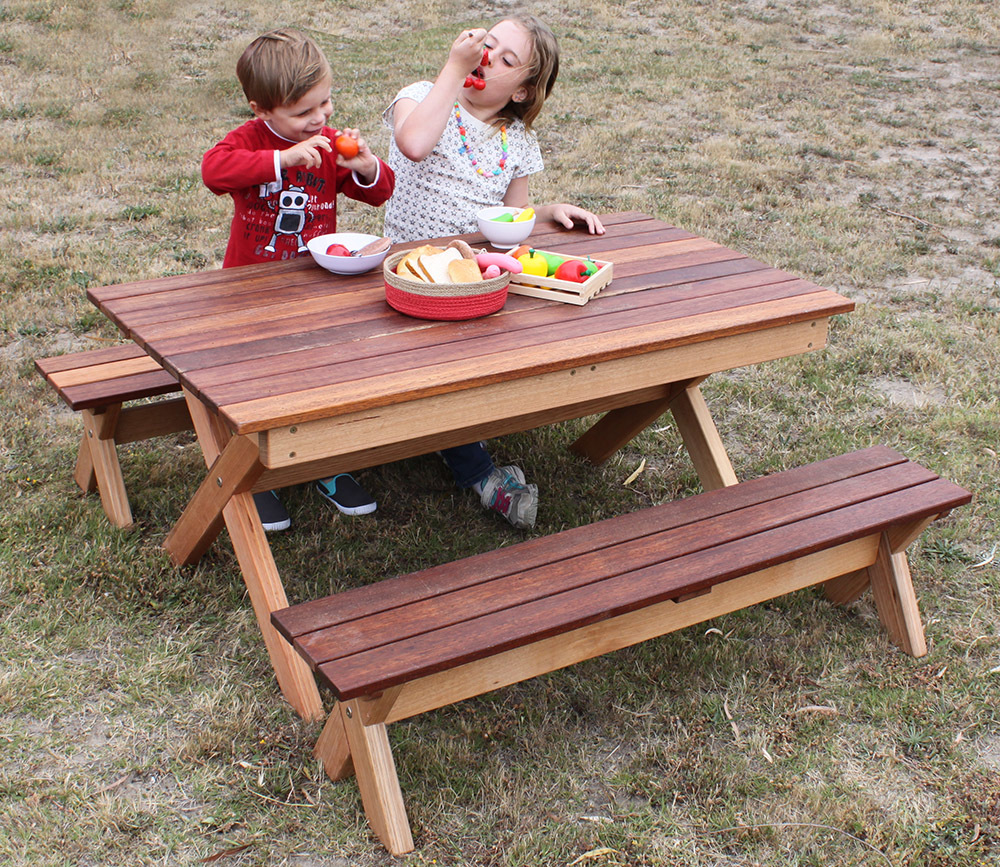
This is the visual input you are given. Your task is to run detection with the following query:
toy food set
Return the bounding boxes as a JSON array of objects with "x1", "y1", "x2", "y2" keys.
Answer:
[
  {"x1": 504, "y1": 245, "x2": 613, "y2": 305},
  {"x1": 383, "y1": 239, "x2": 514, "y2": 320},
  {"x1": 383, "y1": 238, "x2": 613, "y2": 319}
]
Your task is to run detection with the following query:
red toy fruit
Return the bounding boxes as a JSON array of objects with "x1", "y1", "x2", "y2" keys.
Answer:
[
  {"x1": 325, "y1": 243, "x2": 351, "y2": 257},
  {"x1": 334, "y1": 134, "x2": 359, "y2": 158},
  {"x1": 554, "y1": 259, "x2": 590, "y2": 283}
]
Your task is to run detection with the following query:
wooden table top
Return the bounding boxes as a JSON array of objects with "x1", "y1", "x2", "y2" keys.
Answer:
[{"x1": 88, "y1": 212, "x2": 853, "y2": 438}]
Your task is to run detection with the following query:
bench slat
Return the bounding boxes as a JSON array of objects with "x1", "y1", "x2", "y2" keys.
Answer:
[
  {"x1": 273, "y1": 446, "x2": 911, "y2": 640},
  {"x1": 315, "y1": 477, "x2": 968, "y2": 700},
  {"x1": 293, "y1": 461, "x2": 941, "y2": 668},
  {"x1": 37, "y1": 346, "x2": 181, "y2": 410}
]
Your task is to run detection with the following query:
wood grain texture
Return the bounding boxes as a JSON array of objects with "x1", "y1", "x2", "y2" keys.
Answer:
[{"x1": 271, "y1": 448, "x2": 971, "y2": 700}]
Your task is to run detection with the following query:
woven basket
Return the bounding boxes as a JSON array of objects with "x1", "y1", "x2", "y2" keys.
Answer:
[{"x1": 383, "y1": 250, "x2": 510, "y2": 320}]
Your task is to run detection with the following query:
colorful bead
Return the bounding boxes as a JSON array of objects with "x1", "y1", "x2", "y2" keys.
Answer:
[{"x1": 454, "y1": 101, "x2": 507, "y2": 178}]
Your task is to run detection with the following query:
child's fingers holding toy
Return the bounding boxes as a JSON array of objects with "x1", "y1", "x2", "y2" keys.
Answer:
[
  {"x1": 280, "y1": 134, "x2": 332, "y2": 169},
  {"x1": 448, "y1": 28, "x2": 488, "y2": 71}
]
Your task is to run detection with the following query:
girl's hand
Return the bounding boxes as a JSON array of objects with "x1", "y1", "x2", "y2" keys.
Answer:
[
  {"x1": 333, "y1": 128, "x2": 379, "y2": 183},
  {"x1": 446, "y1": 28, "x2": 488, "y2": 78},
  {"x1": 280, "y1": 134, "x2": 332, "y2": 169},
  {"x1": 540, "y1": 203, "x2": 607, "y2": 235}
]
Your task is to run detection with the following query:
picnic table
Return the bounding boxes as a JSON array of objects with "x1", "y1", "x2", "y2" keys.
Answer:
[{"x1": 87, "y1": 210, "x2": 855, "y2": 721}]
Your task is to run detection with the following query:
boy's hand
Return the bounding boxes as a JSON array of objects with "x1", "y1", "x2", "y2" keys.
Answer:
[
  {"x1": 333, "y1": 128, "x2": 379, "y2": 184},
  {"x1": 280, "y1": 134, "x2": 332, "y2": 169}
]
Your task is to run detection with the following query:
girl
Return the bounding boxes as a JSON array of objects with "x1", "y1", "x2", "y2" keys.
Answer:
[
  {"x1": 383, "y1": 16, "x2": 605, "y2": 241},
  {"x1": 382, "y1": 16, "x2": 605, "y2": 529}
]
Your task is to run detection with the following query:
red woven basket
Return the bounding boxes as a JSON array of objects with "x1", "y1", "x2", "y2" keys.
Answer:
[{"x1": 383, "y1": 250, "x2": 510, "y2": 320}]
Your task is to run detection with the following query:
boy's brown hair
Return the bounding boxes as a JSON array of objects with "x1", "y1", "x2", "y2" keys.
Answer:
[
  {"x1": 501, "y1": 15, "x2": 559, "y2": 131},
  {"x1": 236, "y1": 28, "x2": 331, "y2": 111}
]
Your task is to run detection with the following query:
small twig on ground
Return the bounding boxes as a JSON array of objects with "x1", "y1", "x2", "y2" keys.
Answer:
[{"x1": 866, "y1": 203, "x2": 945, "y2": 235}]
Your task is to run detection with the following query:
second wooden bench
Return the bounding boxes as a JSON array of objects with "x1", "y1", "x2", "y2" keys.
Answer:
[
  {"x1": 35, "y1": 344, "x2": 190, "y2": 528},
  {"x1": 271, "y1": 446, "x2": 970, "y2": 854}
]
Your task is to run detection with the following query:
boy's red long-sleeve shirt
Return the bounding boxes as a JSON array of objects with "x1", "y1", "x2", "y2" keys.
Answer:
[{"x1": 202, "y1": 118, "x2": 395, "y2": 268}]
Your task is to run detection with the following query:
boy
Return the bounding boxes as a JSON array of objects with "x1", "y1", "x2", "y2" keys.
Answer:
[{"x1": 203, "y1": 28, "x2": 394, "y2": 529}]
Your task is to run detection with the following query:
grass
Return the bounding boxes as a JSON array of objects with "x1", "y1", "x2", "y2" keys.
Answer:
[{"x1": 2, "y1": 0, "x2": 999, "y2": 864}]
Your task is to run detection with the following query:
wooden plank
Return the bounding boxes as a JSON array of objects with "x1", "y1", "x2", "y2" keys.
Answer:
[
  {"x1": 318, "y1": 479, "x2": 968, "y2": 700},
  {"x1": 176, "y1": 390, "x2": 324, "y2": 721},
  {"x1": 34, "y1": 343, "x2": 148, "y2": 374},
  {"x1": 867, "y1": 533, "x2": 927, "y2": 656},
  {"x1": 273, "y1": 447, "x2": 910, "y2": 640},
  {"x1": 183, "y1": 279, "x2": 820, "y2": 399},
  {"x1": 289, "y1": 464, "x2": 951, "y2": 669},
  {"x1": 339, "y1": 700, "x2": 413, "y2": 855},
  {"x1": 275, "y1": 448, "x2": 910, "y2": 639},
  {"x1": 252, "y1": 321, "x2": 826, "y2": 459},
  {"x1": 382, "y1": 539, "x2": 879, "y2": 723},
  {"x1": 224, "y1": 296, "x2": 845, "y2": 436},
  {"x1": 668, "y1": 383, "x2": 739, "y2": 490}
]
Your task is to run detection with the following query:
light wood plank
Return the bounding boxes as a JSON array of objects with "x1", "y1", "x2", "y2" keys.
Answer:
[
  {"x1": 81, "y1": 407, "x2": 132, "y2": 528},
  {"x1": 257, "y1": 319, "x2": 827, "y2": 466},
  {"x1": 867, "y1": 532, "x2": 927, "y2": 657},
  {"x1": 340, "y1": 700, "x2": 414, "y2": 855},
  {"x1": 669, "y1": 383, "x2": 739, "y2": 490}
]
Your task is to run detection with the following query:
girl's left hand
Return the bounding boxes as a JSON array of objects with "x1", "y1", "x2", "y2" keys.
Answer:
[{"x1": 547, "y1": 204, "x2": 606, "y2": 235}]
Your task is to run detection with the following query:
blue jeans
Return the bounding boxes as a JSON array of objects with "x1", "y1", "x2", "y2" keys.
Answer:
[{"x1": 440, "y1": 442, "x2": 494, "y2": 489}]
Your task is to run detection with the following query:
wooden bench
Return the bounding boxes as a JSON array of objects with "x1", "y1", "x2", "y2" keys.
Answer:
[
  {"x1": 35, "y1": 344, "x2": 191, "y2": 528},
  {"x1": 270, "y1": 446, "x2": 970, "y2": 854}
]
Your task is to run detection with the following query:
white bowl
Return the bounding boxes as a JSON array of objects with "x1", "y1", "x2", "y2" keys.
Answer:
[
  {"x1": 307, "y1": 232, "x2": 390, "y2": 274},
  {"x1": 476, "y1": 206, "x2": 536, "y2": 248}
]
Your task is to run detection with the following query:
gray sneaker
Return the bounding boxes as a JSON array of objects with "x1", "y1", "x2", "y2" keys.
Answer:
[{"x1": 479, "y1": 465, "x2": 538, "y2": 529}]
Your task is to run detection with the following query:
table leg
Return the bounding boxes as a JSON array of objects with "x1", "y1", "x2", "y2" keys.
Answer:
[
  {"x1": 668, "y1": 383, "x2": 738, "y2": 490},
  {"x1": 168, "y1": 390, "x2": 324, "y2": 721},
  {"x1": 570, "y1": 379, "x2": 738, "y2": 491}
]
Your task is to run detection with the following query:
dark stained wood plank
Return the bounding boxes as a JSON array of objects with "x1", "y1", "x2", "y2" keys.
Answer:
[
  {"x1": 57, "y1": 370, "x2": 181, "y2": 411},
  {"x1": 313, "y1": 477, "x2": 971, "y2": 699},
  {"x1": 291, "y1": 463, "x2": 944, "y2": 666},
  {"x1": 272, "y1": 447, "x2": 909, "y2": 640},
  {"x1": 218, "y1": 291, "x2": 849, "y2": 431},
  {"x1": 35, "y1": 343, "x2": 148, "y2": 374},
  {"x1": 188, "y1": 280, "x2": 836, "y2": 406}
]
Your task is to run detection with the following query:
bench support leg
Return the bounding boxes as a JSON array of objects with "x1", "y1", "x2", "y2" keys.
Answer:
[
  {"x1": 568, "y1": 378, "x2": 738, "y2": 492},
  {"x1": 315, "y1": 707, "x2": 354, "y2": 781},
  {"x1": 80, "y1": 406, "x2": 134, "y2": 528},
  {"x1": 867, "y1": 532, "x2": 927, "y2": 657},
  {"x1": 340, "y1": 699, "x2": 413, "y2": 855}
]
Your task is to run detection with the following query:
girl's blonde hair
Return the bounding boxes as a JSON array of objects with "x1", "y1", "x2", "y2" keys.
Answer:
[
  {"x1": 500, "y1": 15, "x2": 559, "y2": 131},
  {"x1": 236, "y1": 28, "x2": 331, "y2": 111}
]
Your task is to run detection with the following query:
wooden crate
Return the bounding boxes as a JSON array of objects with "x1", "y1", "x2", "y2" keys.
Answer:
[{"x1": 507, "y1": 252, "x2": 613, "y2": 305}]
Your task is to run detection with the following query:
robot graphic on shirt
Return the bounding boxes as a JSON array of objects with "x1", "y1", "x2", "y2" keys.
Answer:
[{"x1": 263, "y1": 183, "x2": 310, "y2": 254}]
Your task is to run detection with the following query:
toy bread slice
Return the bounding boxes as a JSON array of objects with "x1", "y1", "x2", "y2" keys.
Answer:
[
  {"x1": 448, "y1": 258, "x2": 483, "y2": 283},
  {"x1": 400, "y1": 259, "x2": 425, "y2": 281},
  {"x1": 399, "y1": 244, "x2": 444, "y2": 275},
  {"x1": 418, "y1": 248, "x2": 463, "y2": 283}
]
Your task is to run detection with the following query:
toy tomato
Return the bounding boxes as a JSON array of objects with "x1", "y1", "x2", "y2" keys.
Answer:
[
  {"x1": 554, "y1": 259, "x2": 589, "y2": 283},
  {"x1": 325, "y1": 243, "x2": 351, "y2": 256},
  {"x1": 517, "y1": 250, "x2": 548, "y2": 276},
  {"x1": 334, "y1": 134, "x2": 359, "y2": 158}
]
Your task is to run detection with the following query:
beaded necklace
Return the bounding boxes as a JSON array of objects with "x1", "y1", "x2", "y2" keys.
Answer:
[{"x1": 454, "y1": 101, "x2": 508, "y2": 177}]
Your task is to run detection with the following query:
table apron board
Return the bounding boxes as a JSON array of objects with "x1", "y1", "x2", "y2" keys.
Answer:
[{"x1": 255, "y1": 317, "x2": 828, "y2": 470}]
